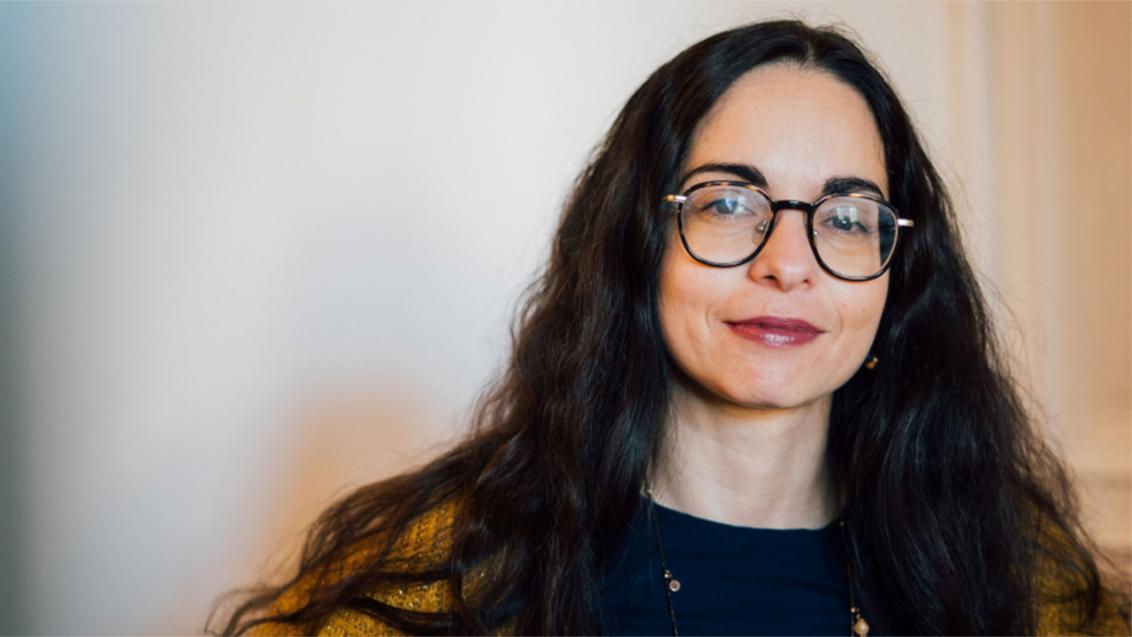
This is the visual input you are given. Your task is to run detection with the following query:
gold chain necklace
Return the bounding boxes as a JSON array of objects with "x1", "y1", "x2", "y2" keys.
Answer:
[{"x1": 644, "y1": 489, "x2": 870, "y2": 637}]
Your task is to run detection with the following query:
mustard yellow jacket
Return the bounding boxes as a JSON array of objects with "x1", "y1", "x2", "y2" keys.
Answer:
[{"x1": 249, "y1": 502, "x2": 1129, "y2": 636}]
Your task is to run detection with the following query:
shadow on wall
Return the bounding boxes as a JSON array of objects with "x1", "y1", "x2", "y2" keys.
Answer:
[
  {"x1": 0, "y1": 329, "x2": 21, "y2": 633},
  {"x1": 198, "y1": 382, "x2": 465, "y2": 633}
]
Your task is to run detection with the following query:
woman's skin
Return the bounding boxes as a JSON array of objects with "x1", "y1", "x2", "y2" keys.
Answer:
[{"x1": 652, "y1": 63, "x2": 890, "y2": 530}]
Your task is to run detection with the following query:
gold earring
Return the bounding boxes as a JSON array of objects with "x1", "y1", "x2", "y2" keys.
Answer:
[{"x1": 864, "y1": 355, "x2": 879, "y2": 370}]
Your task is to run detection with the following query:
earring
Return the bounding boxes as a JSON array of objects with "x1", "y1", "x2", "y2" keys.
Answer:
[{"x1": 864, "y1": 355, "x2": 879, "y2": 370}]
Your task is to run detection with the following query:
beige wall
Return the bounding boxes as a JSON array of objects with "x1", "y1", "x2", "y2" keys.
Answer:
[
  {"x1": 4, "y1": 2, "x2": 1128, "y2": 632},
  {"x1": 973, "y1": 2, "x2": 1131, "y2": 568}
]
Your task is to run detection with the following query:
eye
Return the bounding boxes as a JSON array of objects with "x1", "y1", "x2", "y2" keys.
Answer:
[
  {"x1": 820, "y1": 204, "x2": 874, "y2": 235},
  {"x1": 684, "y1": 185, "x2": 771, "y2": 226},
  {"x1": 706, "y1": 196, "x2": 750, "y2": 217}
]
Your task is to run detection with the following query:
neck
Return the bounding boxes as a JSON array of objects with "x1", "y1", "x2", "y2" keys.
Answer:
[{"x1": 648, "y1": 380, "x2": 839, "y2": 530}]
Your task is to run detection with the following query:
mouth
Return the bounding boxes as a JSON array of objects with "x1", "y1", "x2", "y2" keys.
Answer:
[{"x1": 725, "y1": 315, "x2": 825, "y2": 347}]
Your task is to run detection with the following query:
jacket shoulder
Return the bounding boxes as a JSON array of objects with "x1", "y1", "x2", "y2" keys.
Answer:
[
  {"x1": 248, "y1": 500, "x2": 460, "y2": 636},
  {"x1": 320, "y1": 498, "x2": 463, "y2": 635},
  {"x1": 1036, "y1": 580, "x2": 1129, "y2": 636},
  {"x1": 1033, "y1": 517, "x2": 1130, "y2": 635}
]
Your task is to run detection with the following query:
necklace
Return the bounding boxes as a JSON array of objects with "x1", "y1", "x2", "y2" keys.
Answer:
[{"x1": 644, "y1": 490, "x2": 870, "y2": 637}]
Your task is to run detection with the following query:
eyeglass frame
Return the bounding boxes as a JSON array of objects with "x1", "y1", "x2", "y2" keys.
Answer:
[{"x1": 662, "y1": 180, "x2": 915, "y2": 282}]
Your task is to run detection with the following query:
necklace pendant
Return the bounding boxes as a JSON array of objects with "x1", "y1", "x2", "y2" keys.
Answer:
[
  {"x1": 852, "y1": 616, "x2": 869, "y2": 637},
  {"x1": 663, "y1": 569, "x2": 681, "y2": 593}
]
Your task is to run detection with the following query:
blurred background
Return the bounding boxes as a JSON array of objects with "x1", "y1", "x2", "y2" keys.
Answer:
[{"x1": 2, "y1": 1, "x2": 1128, "y2": 633}]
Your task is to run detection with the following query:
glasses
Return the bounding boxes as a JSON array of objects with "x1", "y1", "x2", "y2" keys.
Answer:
[{"x1": 662, "y1": 180, "x2": 914, "y2": 281}]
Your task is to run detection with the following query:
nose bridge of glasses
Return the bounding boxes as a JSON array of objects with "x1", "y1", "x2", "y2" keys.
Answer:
[
  {"x1": 770, "y1": 199, "x2": 816, "y2": 228},
  {"x1": 770, "y1": 199, "x2": 814, "y2": 214},
  {"x1": 766, "y1": 200, "x2": 814, "y2": 237}
]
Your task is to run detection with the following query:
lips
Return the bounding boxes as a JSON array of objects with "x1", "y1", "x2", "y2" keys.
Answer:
[{"x1": 726, "y1": 315, "x2": 824, "y2": 347}]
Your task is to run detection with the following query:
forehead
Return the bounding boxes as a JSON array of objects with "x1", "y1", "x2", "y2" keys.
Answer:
[{"x1": 684, "y1": 64, "x2": 888, "y2": 198}]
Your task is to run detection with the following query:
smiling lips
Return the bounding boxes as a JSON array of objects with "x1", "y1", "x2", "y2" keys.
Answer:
[{"x1": 726, "y1": 315, "x2": 825, "y2": 347}]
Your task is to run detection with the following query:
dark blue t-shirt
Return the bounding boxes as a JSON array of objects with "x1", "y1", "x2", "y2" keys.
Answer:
[{"x1": 598, "y1": 499, "x2": 858, "y2": 636}]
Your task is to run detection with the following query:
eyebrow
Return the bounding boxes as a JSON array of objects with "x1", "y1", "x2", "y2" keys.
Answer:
[{"x1": 680, "y1": 162, "x2": 886, "y2": 198}]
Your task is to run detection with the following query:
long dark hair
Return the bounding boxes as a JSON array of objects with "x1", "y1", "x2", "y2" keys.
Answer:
[{"x1": 213, "y1": 20, "x2": 1127, "y2": 635}]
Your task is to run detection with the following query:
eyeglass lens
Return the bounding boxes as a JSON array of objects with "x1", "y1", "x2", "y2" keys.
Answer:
[{"x1": 679, "y1": 184, "x2": 898, "y2": 278}]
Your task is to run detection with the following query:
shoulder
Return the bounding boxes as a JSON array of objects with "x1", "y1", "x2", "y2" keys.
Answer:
[
  {"x1": 1036, "y1": 574, "x2": 1129, "y2": 636},
  {"x1": 248, "y1": 499, "x2": 463, "y2": 636},
  {"x1": 1032, "y1": 518, "x2": 1130, "y2": 635},
  {"x1": 322, "y1": 498, "x2": 464, "y2": 633}
]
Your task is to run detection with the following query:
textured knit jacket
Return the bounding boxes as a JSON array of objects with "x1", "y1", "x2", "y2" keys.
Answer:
[{"x1": 248, "y1": 501, "x2": 1130, "y2": 636}]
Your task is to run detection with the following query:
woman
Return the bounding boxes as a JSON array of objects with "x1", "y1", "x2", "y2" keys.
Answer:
[{"x1": 215, "y1": 20, "x2": 1129, "y2": 635}]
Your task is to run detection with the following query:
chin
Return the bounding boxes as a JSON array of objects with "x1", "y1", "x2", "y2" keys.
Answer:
[
  {"x1": 671, "y1": 361, "x2": 834, "y2": 412},
  {"x1": 710, "y1": 380, "x2": 818, "y2": 411},
  {"x1": 732, "y1": 391, "x2": 813, "y2": 410}
]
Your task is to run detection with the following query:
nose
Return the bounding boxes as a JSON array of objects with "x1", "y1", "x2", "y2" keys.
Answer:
[{"x1": 747, "y1": 209, "x2": 818, "y2": 290}]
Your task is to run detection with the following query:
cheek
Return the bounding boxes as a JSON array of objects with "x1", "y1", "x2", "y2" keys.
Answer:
[
  {"x1": 658, "y1": 249, "x2": 720, "y2": 359},
  {"x1": 659, "y1": 257, "x2": 698, "y2": 351},
  {"x1": 837, "y1": 281, "x2": 888, "y2": 354}
]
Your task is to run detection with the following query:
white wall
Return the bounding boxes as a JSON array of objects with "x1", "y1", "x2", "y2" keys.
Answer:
[{"x1": 3, "y1": 2, "x2": 1127, "y2": 633}]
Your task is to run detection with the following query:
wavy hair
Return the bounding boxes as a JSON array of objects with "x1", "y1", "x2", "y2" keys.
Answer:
[{"x1": 213, "y1": 19, "x2": 1127, "y2": 635}]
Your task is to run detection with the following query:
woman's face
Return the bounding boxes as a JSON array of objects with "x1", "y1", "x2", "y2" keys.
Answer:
[{"x1": 659, "y1": 64, "x2": 889, "y2": 410}]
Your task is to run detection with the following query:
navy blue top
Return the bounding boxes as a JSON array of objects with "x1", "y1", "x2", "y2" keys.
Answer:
[{"x1": 598, "y1": 499, "x2": 856, "y2": 636}]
